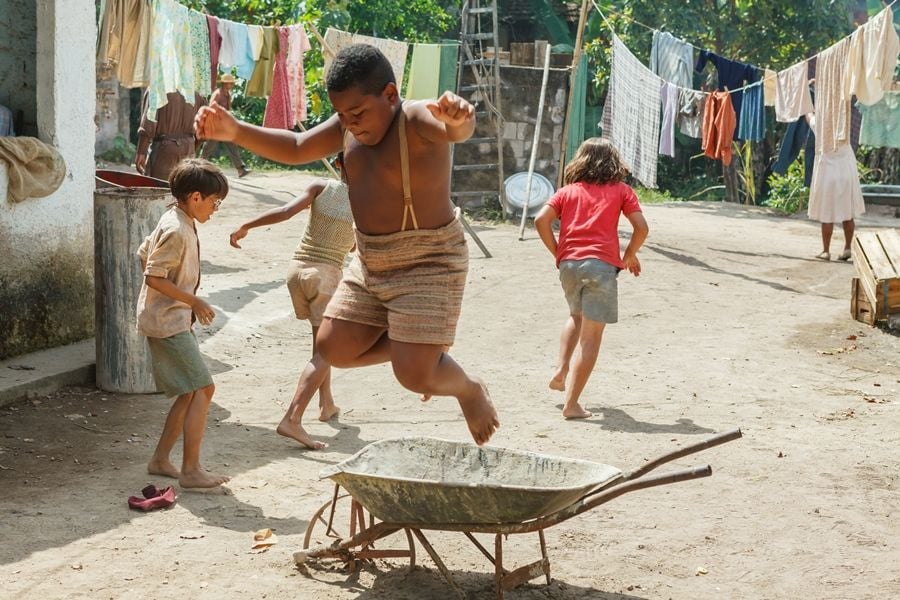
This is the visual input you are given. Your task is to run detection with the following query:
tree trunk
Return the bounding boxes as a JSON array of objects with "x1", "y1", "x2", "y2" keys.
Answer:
[{"x1": 864, "y1": 147, "x2": 900, "y2": 184}]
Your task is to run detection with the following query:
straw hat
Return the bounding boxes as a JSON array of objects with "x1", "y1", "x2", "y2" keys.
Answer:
[{"x1": 218, "y1": 73, "x2": 236, "y2": 84}]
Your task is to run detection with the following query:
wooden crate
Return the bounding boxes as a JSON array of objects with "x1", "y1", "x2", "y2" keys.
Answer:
[
  {"x1": 851, "y1": 277, "x2": 876, "y2": 325},
  {"x1": 852, "y1": 229, "x2": 900, "y2": 323}
]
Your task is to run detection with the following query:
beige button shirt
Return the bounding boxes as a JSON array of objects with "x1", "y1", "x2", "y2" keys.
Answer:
[{"x1": 135, "y1": 206, "x2": 201, "y2": 338}]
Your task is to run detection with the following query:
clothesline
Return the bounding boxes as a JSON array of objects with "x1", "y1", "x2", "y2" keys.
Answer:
[{"x1": 589, "y1": 0, "x2": 898, "y2": 97}]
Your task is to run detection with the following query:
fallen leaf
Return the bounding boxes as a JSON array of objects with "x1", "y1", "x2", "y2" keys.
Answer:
[
  {"x1": 71, "y1": 563, "x2": 83, "y2": 570},
  {"x1": 251, "y1": 528, "x2": 278, "y2": 550},
  {"x1": 846, "y1": 335, "x2": 857, "y2": 341},
  {"x1": 696, "y1": 567, "x2": 708, "y2": 576},
  {"x1": 179, "y1": 531, "x2": 205, "y2": 540}
]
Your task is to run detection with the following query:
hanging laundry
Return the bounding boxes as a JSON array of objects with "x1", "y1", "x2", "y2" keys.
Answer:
[
  {"x1": 323, "y1": 28, "x2": 354, "y2": 74},
  {"x1": 658, "y1": 81, "x2": 678, "y2": 157},
  {"x1": 406, "y1": 44, "x2": 442, "y2": 100},
  {"x1": 352, "y1": 33, "x2": 409, "y2": 89},
  {"x1": 188, "y1": 11, "x2": 212, "y2": 97},
  {"x1": 206, "y1": 14, "x2": 223, "y2": 86},
  {"x1": 695, "y1": 51, "x2": 755, "y2": 139},
  {"x1": 775, "y1": 61, "x2": 814, "y2": 123},
  {"x1": 264, "y1": 27, "x2": 293, "y2": 129},
  {"x1": 248, "y1": 25, "x2": 265, "y2": 61},
  {"x1": 677, "y1": 89, "x2": 705, "y2": 139},
  {"x1": 145, "y1": 0, "x2": 195, "y2": 119},
  {"x1": 737, "y1": 77, "x2": 765, "y2": 142},
  {"x1": 601, "y1": 35, "x2": 661, "y2": 188},
  {"x1": 322, "y1": 28, "x2": 408, "y2": 88},
  {"x1": 650, "y1": 31, "x2": 694, "y2": 89},
  {"x1": 407, "y1": 43, "x2": 459, "y2": 100},
  {"x1": 701, "y1": 91, "x2": 736, "y2": 165},
  {"x1": 858, "y1": 92, "x2": 900, "y2": 148},
  {"x1": 247, "y1": 27, "x2": 279, "y2": 97},
  {"x1": 814, "y1": 37, "x2": 852, "y2": 153},
  {"x1": 97, "y1": 0, "x2": 151, "y2": 88},
  {"x1": 218, "y1": 19, "x2": 256, "y2": 80},
  {"x1": 762, "y1": 68, "x2": 776, "y2": 107},
  {"x1": 286, "y1": 25, "x2": 312, "y2": 123},
  {"x1": 847, "y1": 6, "x2": 900, "y2": 106},
  {"x1": 772, "y1": 117, "x2": 815, "y2": 186}
]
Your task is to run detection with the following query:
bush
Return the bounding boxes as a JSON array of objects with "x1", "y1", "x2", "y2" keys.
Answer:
[
  {"x1": 98, "y1": 134, "x2": 136, "y2": 165},
  {"x1": 765, "y1": 156, "x2": 809, "y2": 214}
]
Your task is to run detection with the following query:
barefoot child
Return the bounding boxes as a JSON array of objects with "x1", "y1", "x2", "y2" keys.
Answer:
[
  {"x1": 196, "y1": 44, "x2": 499, "y2": 444},
  {"x1": 229, "y1": 155, "x2": 354, "y2": 449},
  {"x1": 534, "y1": 138, "x2": 649, "y2": 419},
  {"x1": 137, "y1": 158, "x2": 231, "y2": 488}
]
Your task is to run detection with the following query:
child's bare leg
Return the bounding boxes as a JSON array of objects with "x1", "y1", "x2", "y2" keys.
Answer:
[
  {"x1": 310, "y1": 325, "x2": 339, "y2": 421},
  {"x1": 317, "y1": 318, "x2": 391, "y2": 368},
  {"x1": 179, "y1": 383, "x2": 230, "y2": 488},
  {"x1": 391, "y1": 342, "x2": 500, "y2": 445},
  {"x1": 841, "y1": 219, "x2": 855, "y2": 251},
  {"x1": 563, "y1": 318, "x2": 606, "y2": 419},
  {"x1": 421, "y1": 345, "x2": 450, "y2": 402},
  {"x1": 276, "y1": 354, "x2": 331, "y2": 449},
  {"x1": 820, "y1": 222, "x2": 834, "y2": 255},
  {"x1": 148, "y1": 391, "x2": 193, "y2": 478},
  {"x1": 550, "y1": 314, "x2": 581, "y2": 391}
]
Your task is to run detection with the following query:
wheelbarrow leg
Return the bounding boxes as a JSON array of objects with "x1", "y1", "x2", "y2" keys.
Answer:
[
  {"x1": 404, "y1": 528, "x2": 416, "y2": 571},
  {"x1": 538, "y1": 530, "x2": 551, "y2": 585},
  {"x1": 494, "y1": 534, "x2": 504, "y2": 600},
  {"x1": 411, "y1": 528, "x2": 465, "y2": 600}
]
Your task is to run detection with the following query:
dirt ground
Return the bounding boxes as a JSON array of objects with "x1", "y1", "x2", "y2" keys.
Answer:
[{"x1": 2, "y1": 169, "x2": 899, "y2": 599}]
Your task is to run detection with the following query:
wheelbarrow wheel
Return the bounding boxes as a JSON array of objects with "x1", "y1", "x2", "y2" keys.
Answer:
[{"x1": 301, "y1": 484, "x2": 416, "y2": 571}]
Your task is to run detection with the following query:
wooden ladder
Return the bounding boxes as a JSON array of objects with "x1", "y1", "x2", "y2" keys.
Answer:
[{"x1": 450, "y1": 0, "x2": 506, "y2": 258}]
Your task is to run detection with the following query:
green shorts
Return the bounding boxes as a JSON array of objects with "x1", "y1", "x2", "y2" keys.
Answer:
[{"x1": 146, "y1": 330, "x2": 213, "y2": 398}]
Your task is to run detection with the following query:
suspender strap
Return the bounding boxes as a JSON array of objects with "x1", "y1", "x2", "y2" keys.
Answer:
[{"x1": 398, "y1": 108, "x2": 418, "y2": 231}]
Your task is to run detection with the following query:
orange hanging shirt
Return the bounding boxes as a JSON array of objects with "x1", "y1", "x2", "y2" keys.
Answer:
[{"x1": 702, "y1": 91, "x2": 737, "y2": 165}]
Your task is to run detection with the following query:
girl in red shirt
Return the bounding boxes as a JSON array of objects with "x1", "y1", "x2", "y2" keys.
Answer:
[{"x1": 534, "y1": 138, "x2": 649, "y2": 419}]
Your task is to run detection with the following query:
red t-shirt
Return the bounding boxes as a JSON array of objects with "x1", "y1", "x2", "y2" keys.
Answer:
[{"x1": 546, "y1": 181, "x2": 642, "y2": 268}]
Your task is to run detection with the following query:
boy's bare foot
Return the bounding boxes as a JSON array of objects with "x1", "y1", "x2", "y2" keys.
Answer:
[
  {"x1": 277, "y1": 418, "x2": 326, "y2": 449},
  {"x1": 562, "y1": 404, "x2": 592, "y2": 419},
  {"x1": 457, "y1": 379, "x2": 500, "y2": 445},
  {"x1": 548, "y1": 374, "x2": 566, "y2": 391},
  {"x1": 179, "y1": 468, "x2": 230, "y2": 489},
  {"x1": 147, "y1": 458, "x2": 181, "y2": 479},
  {"x1": 318, "y1": 404, "x2": 340, "y2": 422}
]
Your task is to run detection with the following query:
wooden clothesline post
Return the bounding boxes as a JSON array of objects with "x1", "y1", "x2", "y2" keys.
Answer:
[
  {"x1": 518, "y1": 45, "x2": 553, "y2": 241},
  {"x1": 557, "y1": 0, "x2": 592, "y2": 187}
]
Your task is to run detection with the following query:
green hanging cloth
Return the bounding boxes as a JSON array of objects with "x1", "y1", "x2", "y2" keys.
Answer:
[{"x1": 565, "y1": 54, "x2": 589, "y2": 165}]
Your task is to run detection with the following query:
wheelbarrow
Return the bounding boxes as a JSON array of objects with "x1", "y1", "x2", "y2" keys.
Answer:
[{"x1": 295, "y1": 428, "x2": 742, "y2": 599}]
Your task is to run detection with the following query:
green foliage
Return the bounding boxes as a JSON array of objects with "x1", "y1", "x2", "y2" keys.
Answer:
[
  {"x1": 764, "y1": 156, "x2": 808, "y2": 214},
  {"x1": 734, "y1": 140, "x2": 756, "y2": 205},
  {"x1": 98, "y1": 134, "x2": 136, "y2": 165},
  {"x1": 634, "y1": 186, "x2": 674, "y2": 204}
]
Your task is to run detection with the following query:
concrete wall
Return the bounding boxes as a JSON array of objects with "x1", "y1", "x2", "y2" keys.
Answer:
[
  {"x1": 453, "y1": 65, "x2": 569, "y2": 207},
  {"x1": 0, "y1": 0, "x2": 97, "y2": 359},
  {"x1": 0, "y1": 0, "x2": 38, "y2": 136}
]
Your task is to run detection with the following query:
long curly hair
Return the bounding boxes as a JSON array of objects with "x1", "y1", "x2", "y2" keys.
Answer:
[{"x1": 563, "y1": 137, "x2": 629, "y2": 186}]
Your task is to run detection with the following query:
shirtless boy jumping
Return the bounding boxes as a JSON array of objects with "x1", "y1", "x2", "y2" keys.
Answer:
[{"x1": 195, "y1": 44, "x2": 499, "y2": 445}]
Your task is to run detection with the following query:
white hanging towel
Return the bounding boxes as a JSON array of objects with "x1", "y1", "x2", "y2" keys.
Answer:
[
  {"x1": 847, "y1": 6, "x2": 900, "y2": 106},
  {"x1": 774, "y1": 61, "x2": 813, "y2": 122}
]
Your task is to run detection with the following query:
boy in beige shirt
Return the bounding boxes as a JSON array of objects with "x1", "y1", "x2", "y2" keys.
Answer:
[{"x1": 136, "y1": 158, "x2": 230, "y2": 489}]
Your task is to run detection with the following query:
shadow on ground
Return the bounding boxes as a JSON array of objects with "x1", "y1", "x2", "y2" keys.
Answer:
[
  {"x1": 0, "y1": 386, "x2": 372, "y2": 566},
  {"x1": 301, "y1": 562, "x2": 650, "y2": 600},
  {"x1": 554, "y1": 405, "x2": 715, "y2": 436}
]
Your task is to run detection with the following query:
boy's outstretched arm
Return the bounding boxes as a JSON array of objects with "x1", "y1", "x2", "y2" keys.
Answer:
[
  {"x1": 230, "y1": 181, "x2": 325, "y2": 248},
  {"x1": 534, "y1": 205, "x2": 559, "y2": 257},
  {"x1": 195, "y1": 102, "x2": 343, "y2": 165},
  {"x1": 622, "y1": 211, "x2": 649, "y2": 276},
  {"x1": 412, "y1": 92, "x2": 476, "y2": 143}
]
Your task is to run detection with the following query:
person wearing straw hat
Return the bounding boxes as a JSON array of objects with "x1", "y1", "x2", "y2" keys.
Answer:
[
  {"x1": 200, "y1": 74, "x2": 250, "y2": 178},
  {"x1": 136, "y1": 90, "x2": 208, "y2": 181}
]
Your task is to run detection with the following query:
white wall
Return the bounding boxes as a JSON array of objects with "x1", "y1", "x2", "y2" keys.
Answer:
[{"x1": 0, "y1": 0, "x2": 96, "y2": 359}]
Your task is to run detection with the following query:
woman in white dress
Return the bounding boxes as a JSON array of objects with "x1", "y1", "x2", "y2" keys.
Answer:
[{"x1": 806, "y1": 114, "x2": 865, "y2": 261}]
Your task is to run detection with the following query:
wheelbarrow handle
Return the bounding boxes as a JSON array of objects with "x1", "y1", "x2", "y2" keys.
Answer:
[{"x1": 621, "y1": 428, "x2": 742, "y2": 483}]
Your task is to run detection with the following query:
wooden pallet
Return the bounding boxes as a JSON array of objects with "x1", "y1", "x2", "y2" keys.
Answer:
[{"x1": 851, "y1": 230, "x2": 900, "y2": 323}]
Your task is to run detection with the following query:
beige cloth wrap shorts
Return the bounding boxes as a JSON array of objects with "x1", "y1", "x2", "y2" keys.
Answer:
[
  {"x1": 324, "y1": 213, "x2": 468, "y2": 347},
  {"x1": 286, "y1": 259, "x2": 344, "y2": 326}
]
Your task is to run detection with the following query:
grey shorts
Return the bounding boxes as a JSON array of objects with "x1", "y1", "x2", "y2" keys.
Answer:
[
  {"x1": 146, "y1": 330, "x2": 213, "y2": 398},
  {"x1": 559, "y1": 259, "x2": 619, "y2": 324}
]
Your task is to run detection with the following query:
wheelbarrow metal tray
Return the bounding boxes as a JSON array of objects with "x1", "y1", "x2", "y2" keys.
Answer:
[{"x1": 320, "y1": 437, "x2": 622, "y2": 525}]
